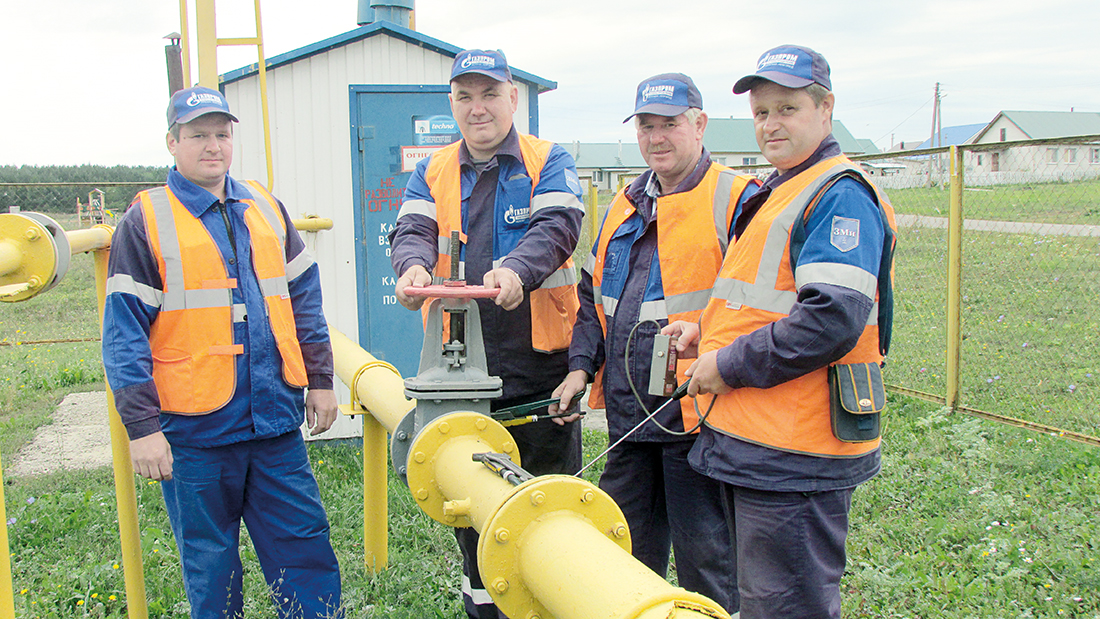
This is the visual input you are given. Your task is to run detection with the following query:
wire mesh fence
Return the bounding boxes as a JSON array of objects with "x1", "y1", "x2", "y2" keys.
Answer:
[{"x1": 848, "y1": 136, "x2": 1100, "y2": 442}]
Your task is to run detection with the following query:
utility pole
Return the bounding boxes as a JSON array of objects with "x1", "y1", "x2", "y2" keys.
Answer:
[{"x1": 928, "y1": 82, "x2": 941, "y2": 186}]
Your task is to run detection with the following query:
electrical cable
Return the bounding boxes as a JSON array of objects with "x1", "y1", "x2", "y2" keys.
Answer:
[{"x1": 623, "y1": 319, "x2": 715, "y2": 436}]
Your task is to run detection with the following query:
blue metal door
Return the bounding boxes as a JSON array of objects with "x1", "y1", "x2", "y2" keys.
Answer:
[{"x1": 350, "y1": 85, "x2": 459, "y2": 377}]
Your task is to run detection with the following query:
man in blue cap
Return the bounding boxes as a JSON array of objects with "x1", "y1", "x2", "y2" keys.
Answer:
[
  {"x1": 551, "y1": 73, "x2": 759, "y2": 615},
  {"x1": 102, "y1": 86, "x2": 342, "y2": 618},
  {"x1": 667, "y1": 45, "x2": 897, "y2": 618},
  {"x1": 389, "y1": 49, "x2": 585, "y2": 619}
]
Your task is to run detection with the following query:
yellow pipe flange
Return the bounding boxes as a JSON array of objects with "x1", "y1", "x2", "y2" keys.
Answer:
[
  {"x1": 477, "y1": 475, "x2": 631, "y2": 619},
  {"x1": 405, "y1": 411, "x2": 518, "y2": 528},
  {"x1": 0, "y1": 214, "x2": 57, "y2": 302}
]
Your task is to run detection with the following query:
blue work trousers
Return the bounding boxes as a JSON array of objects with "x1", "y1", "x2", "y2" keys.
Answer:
[
  {"x1": 721, "y1": 483, "x2": 853, "y2": 619},
  {"x1": 160, "y1": 431, "x2": 342, "y2": 619},
  {"x1": 598, "y1": 439, "x2": 738, "y2": 614}
]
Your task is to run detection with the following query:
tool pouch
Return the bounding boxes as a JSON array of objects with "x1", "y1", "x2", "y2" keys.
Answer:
[{"x1": 829, "y1": 362, "x2": 885, "y2": 442}]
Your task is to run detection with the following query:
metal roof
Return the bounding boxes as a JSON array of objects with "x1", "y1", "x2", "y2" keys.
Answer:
[
  {"x1": 974, "y1": 111, "x2": 1100, "y2": 141},
  {"x1": 914, "y1": 123, "x2": 987, "y2": 149},
  {"x1": 702, "y1": 118, "x2": 867, "y2": 154},
  {"x1": 561, "y1": 142, "x2": 648, "y2": 169},
  {"x1": 219, "y1": 20, "x2": 557, "y2": 92}
]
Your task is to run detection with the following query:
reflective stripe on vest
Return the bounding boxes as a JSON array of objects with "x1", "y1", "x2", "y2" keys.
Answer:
[
  {"x1": 586, "y1": 164, "x2": 756, "y2": 423},
  {"x1": 415, "y1": 134, "x2": 581, "y2": 353},
  {"x1": 699, "y1": 156, "x2": 896, "y2": 457},
  {"x1": 139, "y1": 184, "x2": 307, "y2": 415}
]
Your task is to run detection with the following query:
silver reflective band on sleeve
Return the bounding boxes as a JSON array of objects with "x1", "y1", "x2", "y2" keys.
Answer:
[
  {"x1": 664, "y1": 288, "x2": 713, "y2": 316},
  {"x1": 285, "y1": 248, "x2": 315, "y2": 281},
  {"x1": 531, "y1": 191, "x2": 585, "y2": 213},
  {"x1": 538, "y1": 266, "x2": 577, "y2": 289},
  {"x1": 795, "y1": 262, "x2": 878, "y2": 300},
  {"x1": 712, "y1": 170, "x2": 737, "y2": 254},
  {"x1": 398, "y1": 198, "x2": 436, "y2": 220},
  {"x1": 638, "y1": 299, "x2": 669, "y2": 322},
  {"x1": 106, "y1": 273, "x2": 164, "y2": 308},
  {"x1": 711, "y1": 277, "x2": 798, "y2": 316},
  {"x1": 259, "y1": 276, "x2": 290, "y2": 299},
  {"x1": 233, "y1": 303, "x2": 248, "y2": 323}
]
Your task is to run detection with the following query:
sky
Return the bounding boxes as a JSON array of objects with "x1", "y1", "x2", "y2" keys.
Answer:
[{"x1": 1, "y1": 0, "x2": 1097, "y2": 166}]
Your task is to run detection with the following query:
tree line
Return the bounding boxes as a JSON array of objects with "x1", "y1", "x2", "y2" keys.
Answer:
[{"x1": 0, "y1": 164, "x2": 170, "y2": 214}]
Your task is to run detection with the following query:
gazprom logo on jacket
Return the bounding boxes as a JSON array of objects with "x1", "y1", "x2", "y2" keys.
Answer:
[
  {"x1": 461, "y1": 54, "x2": 496, "y2": 69},
  {"x1": 186, "y1": 91, "x2": 224, "y2": 107},
  {"x1": 830, "y1": 216, "x2": 860, "y2": 252},
  {"x1": 504, "y1": 204, "x2": 530, "y2": 225},
  {"x1": 641, "y1": 84, "x2": 676, "y2": 102}
]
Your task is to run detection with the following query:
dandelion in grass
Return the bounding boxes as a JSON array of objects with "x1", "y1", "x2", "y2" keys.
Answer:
[
  {"x1": 77, "y1": 600, "x2": 84, "y2": 606},
  {"x1": 109, "y1": 595, "x2": 116, "y2": 601}
]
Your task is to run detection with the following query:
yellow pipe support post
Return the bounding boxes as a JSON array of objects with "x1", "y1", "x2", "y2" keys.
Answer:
[
  {"x1": 0, "y1": 451, "x2": 15, "y2": 618},
  {"x1": 587, "y1": 183, "x2": 598, "y2": 247},
  {"x1": 946, "y1": 145, "x2": 964, "y2": 410},
  {"x1": 328, "y1": 325, "x2": 415, "y2": 573},
  {"x1": 178, "y1": 0, "x2": 192, "y2": 87},
  {"x1": 194, "y1": 0, "x2": 218, "y2": 88},
  {"x1": 94, "y1": 241, "x2": 150, "y2": 619}
]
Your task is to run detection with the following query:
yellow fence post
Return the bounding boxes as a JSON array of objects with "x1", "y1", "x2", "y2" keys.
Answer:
[
  {"x1": 0, "y1": 451, "x2": 15, "y2": 618},
  {"x1": 945, "y1": 145, "x2": 964, "y2": 410},
  {"x1": 95, "y1": 244, "x2": 150, "y2": 619},
  {"x1": 588, "y1": 183, "x2": 598, "y2": 246}
]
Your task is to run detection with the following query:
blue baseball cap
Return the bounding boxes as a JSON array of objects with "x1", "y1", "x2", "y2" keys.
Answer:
[
  {"x1": 167, "y1": 86, "x2": 239, "y2": 128},
  {"x1": 732, "y1": 45, "x2": 831, "y2": 94},
  {"x1": 624, "y1": 73, "x2": 703, "y2": 123},
  {"x1": 450, "y1": 49, "x2": 512, "y2": 83}
]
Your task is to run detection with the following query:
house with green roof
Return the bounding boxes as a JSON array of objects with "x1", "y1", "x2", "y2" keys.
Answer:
[{"x1": 702, "y1": 118, "x2": 867, "y2": 169}]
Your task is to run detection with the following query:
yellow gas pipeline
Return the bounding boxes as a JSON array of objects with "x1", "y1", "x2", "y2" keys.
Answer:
[{"x1": 330, "y1": 326, "x2": 728, "y2": 619}]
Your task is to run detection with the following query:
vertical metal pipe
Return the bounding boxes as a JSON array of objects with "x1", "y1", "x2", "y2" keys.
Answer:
[
  {"x1": 588, "y1": 183, "x2": 598, "y2": 247},
  {"x1": 165, "y1": 43, "x2": 185, "y2": 96},
  {"x1": 178, "y1": 0, "x2": 192, "y2": 88},
  {"x1": 194, "y1": 0, "x2": 219, "y2": 88},
  {"x1": 0, "y1": 452, "x2": 15, "y2": 618},
  {"x1": 96, "y1": 248, "x2": 149, "y2": 619},
  {"x1": 362, "y1": 414, "x2": 388, "y2": 573},
  {"x1": 946, "y1": 145, "x2": 964, "y2": 410}
]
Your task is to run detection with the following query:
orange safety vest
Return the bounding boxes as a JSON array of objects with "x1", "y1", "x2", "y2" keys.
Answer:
[
  {"x1": 422, "y1": 133, "x2": 580, "y2": 353},
  {"x1": 588, "y1": 164, "x2": 756, "y2": 429},
  {"x1": 698, "y1": 156, "x2": 897, "y2": 457},
  {"x1": 138, "y1": 182, "x2": 308, "y2": 415}
]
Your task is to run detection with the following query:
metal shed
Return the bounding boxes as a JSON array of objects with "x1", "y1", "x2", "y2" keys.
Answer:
[{"x1": 219, "y1": 9, "x2": 556, "y2": 437}]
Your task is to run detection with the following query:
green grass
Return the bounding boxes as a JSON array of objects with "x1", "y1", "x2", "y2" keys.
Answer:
[
  {"x1": 1, "y1": 205, "x2": 1098, "y2": 617},
  {"x1": 888, "y1": 178, "x2": 1100, "y2": 222}
]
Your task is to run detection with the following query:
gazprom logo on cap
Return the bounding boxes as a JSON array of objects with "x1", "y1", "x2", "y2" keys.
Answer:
[
  {"x1": 461, "y1": 54, "x2": 496, "y2": 69},
  {"x1": 641, "y1": 84, "x2": 676, "y2": 102},
  {"x1": 758, "y1": 52, "x2": 799, "y2": 70},
  {"x1": 186, "y1": 92, "x2": 224, "y2": 107}
]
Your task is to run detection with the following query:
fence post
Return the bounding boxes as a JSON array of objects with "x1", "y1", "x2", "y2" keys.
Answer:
[
  {"x1": 945, "y1": 145, "x2": 964, "y2": 410},
  {"x1": 0, "y1": 452, "x2": 15, "y2": 618},
  {"x1": 588, "y1": 183, "x2": 598, "y2": 248}
]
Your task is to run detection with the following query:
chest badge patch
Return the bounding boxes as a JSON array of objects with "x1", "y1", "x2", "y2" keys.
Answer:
[{"x1": 830, "y1": 216, "x2": 860, "y2": 252}]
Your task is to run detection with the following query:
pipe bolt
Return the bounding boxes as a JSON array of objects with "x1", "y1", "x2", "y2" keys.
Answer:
[
  {"x1": 27, "y1": 276, "x2": 42, "y2": 289},
  {"x1": 397, "y1": 465, "x2": 407, "y2": 475},
  {"x1": 580, "y1": 489, "x2": 595, "y2": 503},
  {"x1": 395, "y1": 431, "x2": 408, "y2": 441},
  {"x1": 525, "y1": 613, "x2": 542, "y2": 619},
  {"x1": 475, "y1": 418, "x2": 487, "y2": 431},
  {"x1": 415, "y1": 488, "x2": 429, "y2": 501},
  {"x1": 494, "y1": 528, "x2": 510, "y2": 543},
  {"x1": 502, "y1": 441, "x2": 515, "y2": 453},
  {"x1": 492, "y1": 578, "x2": 509, "y2": 594},
  {"x1": 414, "y1": 451, "x2": 426, "y2": 463},
  {"x1": 438, "y1": 421, "x2": 450, "y2": 434},
  {"x1": 530, "y1": 491, "x2": 546, "y2": 506},
  {"x1": 24, "y1": 228, "x2": 40, "y2": 241},
  {"x1": 612, "y1": 522, "x2": 628, "y2": 538}
]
